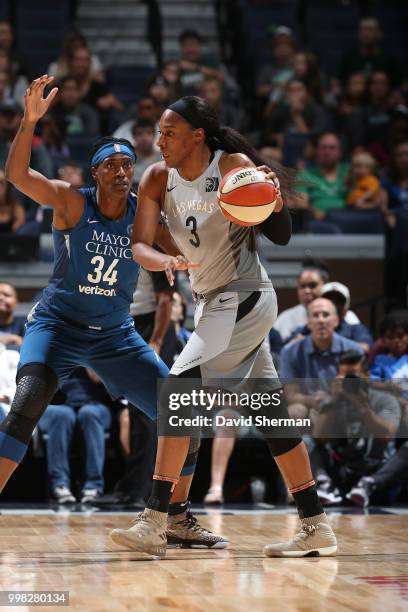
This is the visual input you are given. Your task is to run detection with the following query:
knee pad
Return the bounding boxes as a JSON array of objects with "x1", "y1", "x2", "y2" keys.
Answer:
[
  {"x1": 255, "y1": 388, "x2": 302, "y2": 457},
  {"x1": 1, "y1": 363, "x2": 58, "y2": 445}
]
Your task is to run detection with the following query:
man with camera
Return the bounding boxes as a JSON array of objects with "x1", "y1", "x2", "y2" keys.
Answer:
[{"x1": 313, "y1": 350, "x2": 401, "y2": 505}]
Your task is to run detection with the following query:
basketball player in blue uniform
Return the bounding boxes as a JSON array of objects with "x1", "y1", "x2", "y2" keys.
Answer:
[
  {"x1": 110, "y1": 96, "x2": 338, "y2": 558},
  {"x1": 0, "y1": 75, "x2": 227, "y2": 550}
]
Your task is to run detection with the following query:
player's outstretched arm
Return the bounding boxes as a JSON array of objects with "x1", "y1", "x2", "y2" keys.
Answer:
[
  {"x1": 132, "y1": 163, "x2": 199, "y2": 286},
  {"x1": 5, "y1": 75, "x2": 83, "y2": 218}
]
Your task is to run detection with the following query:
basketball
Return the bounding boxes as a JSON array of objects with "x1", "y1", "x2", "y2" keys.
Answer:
[{"x1": 217, "y1": 166, "x2": 278, "y2": 226}]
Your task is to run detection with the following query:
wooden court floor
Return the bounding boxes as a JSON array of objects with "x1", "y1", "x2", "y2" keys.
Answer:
[{"x1": 0, "y1": 512, "x2": 407, "y2": 611}]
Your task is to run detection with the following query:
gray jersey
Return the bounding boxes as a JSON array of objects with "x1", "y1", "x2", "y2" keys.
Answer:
[{"x1": 163, "y1": 150, "x2": 272, "y2": 295}]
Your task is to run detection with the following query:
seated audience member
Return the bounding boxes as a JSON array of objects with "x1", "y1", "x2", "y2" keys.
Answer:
[
  {"x1": 264, "y1": 79, "x2": 328, "y2": 145},
  {"x1": 0, "y1": 342, "x2": 19, "y2": 422},
  {"x1": 0, "y1": 21, "x2": 28, "y2": 83},
  {"x1": 336, "y1": 16, "x2": 401, "y2": 89},
  {"x1": 146, "y1": 75, "x2": 172, "y2": 116},
  {"x1": 292, "y1": 51, "x2": 325, "y2": 104},
  {"x1": 48, "y1": 30, "x2": 105, "y2": 83},
  {"x1": 288, "y1": 282, "x2": 373, "y2": 352},
  {"x1": 346, "y1": 151, "x2": 383, "y2": 210},
  {"x1": 66, "y1": 46, "x2": 122, "y2": 131},
  {"x1": 40, "y1": 114, "x2": 71, "y2": 172},
  {"x1": 256, "y1": 26, "x2": 296, "y2": 105},
  {"x1": 313, "y1": 350, "x2": 400, "y2": 505},
  {"x1": 279, "y1": 298, "x2": 364, "y2": 421},
  {"x1": 38, "y1": 368, "x2": 114, "y2": 504},
  {"x1": 160, "y1": 61, "x2": 182, "y2": 102},
  {"x1": 381, "y1": 141, "x2": 408, "y2": 228},
  {"x1": 113, "y1": 95, "x2": 160, "y2": 147},
  {"x1": 0, "y1": 49, "x2": 28, "y2": 106},
  {"x1": 368, "y1": 311, "x2": 408, "y2": 366},
  {"x1": 345, "y1": 71, "x2": 395, "y2": 161},
  {"x1": 131, "y1": 119, "x2": 161, "y2": 190},
  {"x1": 297, "y1": 132, "x2": 348, "y2": 221},
  {"x1": 0, "y1": 168, "x2": 25, "y2": 232},
  {"x1": 0, "y1": 282, "x2": 25, "y2": 350},
  {"x1": 51, "y1": 76, "x2": 100, "y2": 136},
  {"x1": 198, "y1": 77, "x2": 244, "y2": 131},
  {"x1": 170, "y1": 291, "x2": 191, "y2": 361},
  {"x1": 273, "y1": 260, "x2": 360, "y2": 342},
  {"x1": 58, "y1": 161, "x2": 85, "y2": 188},
  {"x1": 370, "y1": 314, "x2": 408, "y2": 394},
  {"x1": 177, "y1": 29, "x2": 229, "y2": 96}
]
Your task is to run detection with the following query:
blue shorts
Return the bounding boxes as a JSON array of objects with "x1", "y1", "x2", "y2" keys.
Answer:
[{"x1": 19, "y1": 313, "x2": 169, "y2": 420}]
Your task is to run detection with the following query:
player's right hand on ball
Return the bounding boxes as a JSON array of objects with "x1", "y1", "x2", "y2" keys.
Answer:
[
  {"x1": 24, "y1": 75, "x2": 58, "y2": 124},
  {"x1": 164, "y1": 255, "x2": 199, "y2": 286}
]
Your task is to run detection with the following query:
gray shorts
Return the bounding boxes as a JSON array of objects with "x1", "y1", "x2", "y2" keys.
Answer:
[{"x1": 171, "y1": 289, "x2": 279, "y2": 383}]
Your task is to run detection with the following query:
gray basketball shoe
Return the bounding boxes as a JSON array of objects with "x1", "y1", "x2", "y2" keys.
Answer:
[{"x1": 263, "y1": 513, "x2": 337, "y2": 558}]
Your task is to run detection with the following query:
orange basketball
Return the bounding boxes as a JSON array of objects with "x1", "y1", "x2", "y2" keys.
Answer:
[{"x1": 217, "y1": 166, "x2": 278, "y2": 226}]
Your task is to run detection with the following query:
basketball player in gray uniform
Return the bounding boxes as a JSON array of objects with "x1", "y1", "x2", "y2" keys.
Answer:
[{"x1": 110, "y1": 96, "x2": 337, "y2": 558}]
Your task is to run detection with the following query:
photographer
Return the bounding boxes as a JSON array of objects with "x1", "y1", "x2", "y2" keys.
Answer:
[{"x1": 312, "y1": 351, "x2": 401, "y2": 505}]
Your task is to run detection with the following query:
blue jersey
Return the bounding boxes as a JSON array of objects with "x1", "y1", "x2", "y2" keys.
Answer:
[{"x1": 33, "y1": 187, "x2": 139, "y2": 330}]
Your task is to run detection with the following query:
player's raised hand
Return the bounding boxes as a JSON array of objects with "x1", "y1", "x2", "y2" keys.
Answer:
[
  {"x1": 164, "y1": 255, "x2": 200, "y2": 286},
  {"x1": 24, "y1": 75, "x2": 58, "y2": 124}
]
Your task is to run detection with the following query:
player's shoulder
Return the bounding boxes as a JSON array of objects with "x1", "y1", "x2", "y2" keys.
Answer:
[
  {"x1": 219, "y1": 151, "x2": 254, "y2": 177},
  {"x1": 140, "y1": 160, "x2": 168, "y2": 185}
]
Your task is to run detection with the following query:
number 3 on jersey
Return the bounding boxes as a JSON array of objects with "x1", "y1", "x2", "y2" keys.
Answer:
[
  {"x1": 186, "y1": 216, "x2": 200, "y2": 248},
  {"x1": 87, "y1": 256, "x2": 119, "y2": 286}
]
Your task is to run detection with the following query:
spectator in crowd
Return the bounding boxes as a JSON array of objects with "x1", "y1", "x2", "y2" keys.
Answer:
[
  {"x1": 51, "y1": 76, "x2": 100, "y2": 137},
  {"x1": 0, "y1": 99, "x2": 52, "y2": 177},
  {"x1": 47, "y1": 29, "x2": 105, "y2": 83},
  {"x1": 287, "y1": 282, "x2": 373, "y2": 353},
  {"x1": 274, "y1": 260, "x2": 361, "y2": 342},
  {"x1": 146, "y1": 75, "x2": 171, "y2": 115},
  {"x1": 313, "y1": 350, "x2": 400, "y2": 505},
  {"x1": 0, "y1": 99, "x2": 52, "y2": 232},
  {"x1": 58, "y1": 161, "x2": 85, "y2": 188},
  {"x1": 382, "y1": 141, "x2": 408, "y2": 227},
  {"x1": 113, "y1": 95, "x2": 160, "y2": 146},
  {"x1": 348, "y1": 71, "x2": 395, "y2": 161},
  {"x1": 332, "y1": 72, "x2": 366, "y2": 133},
  {"x1": 292, "y1": 51, "x2": 325, "y2": 104},
  {"x1": 66, "y1": 46, "x2": 122, "y2": 131},
  {"x1": 370, "y1": 315, "x2": 408, "y2": 390},
  {"x1": 0, "y1": 21, "x2": 28, "y2": 82},
  {"x1": 256, "y1": 26, "x2": 296, "y2": 105},
  {"x1": 336, "y1": 16, "x2": 401, "y2": 88},
  {"x1": 0, "y1": 282, "x2": 26, "y2": 350},
  {"x1": 264, "y1": 79, "x2": 328, "y2": 145},
  {"x1": 197, "y1": 77, "x2": 244, "y2": 131},
  {"x1": 169, "y1": 291, "x2": 192, "y2": 361},
  {"x1": 0, "y1": 168, "x2": 25, "y2": 233},
  {"x1": 38, "y1": 368, "x2": 114, "y2": 504},
  {"x1": 177, "y1": 30, "x2": 227, "y2": 96},
  {"x1": 0, "y1": 50, "x2": 28, "y2": 106},
  {"x1": 279, "y1": 298, "x2": 364, "y2": 421},
  {"x1": 160, "y1": 61, "x2": 182, "y2": 102},
  {"x1": 131, "y1": 119, "x2": 161, "y2": 190},
  {"x1": 346, "y1": 151, "x2": 383, "y2": 210},
  {"x1": 297, "y1": 132, "x2": 348, "y2": 222},
  {"x1": 0, "y1": 341, "x2": 19, "y2": 422},
  {"x1": 368, "y1": 311, "x2": 408, "y2": 365},
  {"x1": 40, "y1": 115, "x2": 71, "y2": 174}
]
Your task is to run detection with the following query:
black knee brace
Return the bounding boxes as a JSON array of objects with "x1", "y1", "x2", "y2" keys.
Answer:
[
  {"x1": 0, "y1": 363, "x2": 58, "y2": 445},
  {"x1": 255, "y1": 389, "x2": 303, "y2": 457}
]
